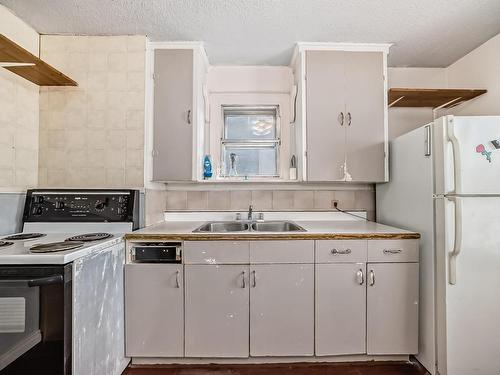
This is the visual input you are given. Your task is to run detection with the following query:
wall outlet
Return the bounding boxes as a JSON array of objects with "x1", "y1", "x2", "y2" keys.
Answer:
[{"x1": 331, "y1": 200, "x2": 339, "y2": 209}]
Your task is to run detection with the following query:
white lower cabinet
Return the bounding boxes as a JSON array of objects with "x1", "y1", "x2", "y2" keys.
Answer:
[
  {"x1": 124, "y1": 264, "x2": 184, "y2": 357},
  {"x1": 366, "y1": 262, "x2": 419, "y2": 355},
  {"x1": 184, "y1": 264, "x2": 250, "y2": 357},
  {"x1": 125, "y1": 239, "x2": 419, "y2": 360},
  {"x1": 250, "y1": 264, "x2": 314, "y2": 356},
  {"x1": 315, "y1": 263, "x2": 367, "y2": 355}
]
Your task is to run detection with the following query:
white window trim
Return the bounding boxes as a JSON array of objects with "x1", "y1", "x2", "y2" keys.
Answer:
[
  {"x1": 208, "y1": 93, "x2": 292, "y2": 182},
  {"x1": 220, "y1": 105, "x2": 281, "y2": 179}
]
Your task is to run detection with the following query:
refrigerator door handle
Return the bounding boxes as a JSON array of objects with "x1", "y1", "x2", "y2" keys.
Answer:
[
  {"x1": 447, "y1": 196, "x2": 463, "y2": 285},
  {"x1": 424, "y1": 124, "x2": 431, "y2": 156},
  {"x1": 447, "y1": 120, "x2": 461, "y2": 194}
]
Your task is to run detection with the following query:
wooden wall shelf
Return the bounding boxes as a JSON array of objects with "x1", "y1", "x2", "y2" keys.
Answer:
[
  {"x1": 388, "y1": 88, "x2": 487, "y2": 109},
  {"x1": 0, "y1": 34, "x2": 77, "y2": 86}
]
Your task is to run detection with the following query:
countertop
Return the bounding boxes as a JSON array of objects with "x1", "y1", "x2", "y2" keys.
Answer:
[{"x1": 124, "y1": 220, "x2": 419, "y2": 241}]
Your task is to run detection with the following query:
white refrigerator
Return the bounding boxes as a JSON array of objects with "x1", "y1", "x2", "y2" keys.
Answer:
[{"x1": 377, "y1": 116, "x2": 500, "y2": 375}]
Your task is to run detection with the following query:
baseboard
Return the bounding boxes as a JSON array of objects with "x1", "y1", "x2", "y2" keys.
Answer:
[
  {"x1": 0, "y1": 330, "x2": 42, "y2": 371},
  {"x1": 131, "y1": 354, "x2": 410, "y2": 365}
]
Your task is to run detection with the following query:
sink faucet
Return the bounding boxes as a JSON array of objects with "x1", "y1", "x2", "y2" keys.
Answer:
[{"x1": 247, "y1": 205, "x2": 253, "y2": 220}]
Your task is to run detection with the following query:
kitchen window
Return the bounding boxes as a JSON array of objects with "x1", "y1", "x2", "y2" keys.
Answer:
[{"x1": 220, "y1": 106, "x2": 280, "y2": 178}]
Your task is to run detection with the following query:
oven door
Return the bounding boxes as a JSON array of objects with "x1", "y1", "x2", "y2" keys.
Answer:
[{"x1": 0, "y1": 265, "x2": 71, "y2": 375}]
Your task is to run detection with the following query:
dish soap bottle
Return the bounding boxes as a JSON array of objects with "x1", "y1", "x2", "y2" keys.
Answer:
[{"x1": 203, "y1": 155, "x2": 213, "y2": 179}]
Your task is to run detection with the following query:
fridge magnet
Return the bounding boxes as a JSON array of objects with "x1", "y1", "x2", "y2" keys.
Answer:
[{"x1": 476, "y1": 144, "x2": 492, "y2": 163}]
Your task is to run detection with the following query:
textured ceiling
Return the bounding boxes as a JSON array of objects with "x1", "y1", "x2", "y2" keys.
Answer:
[{"x1": 1, "y1": 0, "x2": 500, "y2": 67}]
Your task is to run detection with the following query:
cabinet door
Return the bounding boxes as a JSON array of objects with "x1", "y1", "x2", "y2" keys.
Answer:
[
  {"x1": 344, "y1": 51, "x2": 386, "y2": 182},
  {"x1": 185, "y1": 265, "x2": 249, "y2": 357},
  {"x1": 124, "y1": 264, "x2": 183, "y2": 357},
  {"x1": 306, "y1": 51, "x2": 346, "y2": 181},
  {"x1": 315, "y1": 263, "x2": 366, "y2": 355},
  {"x1": 152, "y1": 49, "x2": 193, "y2": 181},
  {"x1": 367, "y1": 263, "x2": 419, "y2": 354},
  {"x1": 250, "y1": 264, "x2": 314, "y2": 356}
]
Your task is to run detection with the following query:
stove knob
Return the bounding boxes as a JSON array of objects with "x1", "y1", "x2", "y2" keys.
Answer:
[
  {"x1": 33, "y1": 206, "x2": 43, "y2": 215},
  {"x1": 34, "y1": 195, "x2": 44, "y2": 204},
  {"x1": 95, "y1": 199, "x2": 108, "y2": 211},
  {"x1": 117, "y1": 207, "x2": 123, "y2": 215},
  {"x1": 55, "y1": 201, "x2": 65, "y2": 209}
]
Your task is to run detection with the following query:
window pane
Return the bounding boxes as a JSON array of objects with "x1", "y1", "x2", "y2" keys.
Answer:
[
  {"x1": 222, "y1": 145, "x2": 277, "y2": 177},
  {"x1": 224, "y1": 112, "x2": 276, "y2": 140}
]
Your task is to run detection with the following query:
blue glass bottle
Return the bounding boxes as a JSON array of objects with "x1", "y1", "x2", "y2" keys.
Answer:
[{"x1": 203, "y1": 155, "x2": 213, "y2": 179}]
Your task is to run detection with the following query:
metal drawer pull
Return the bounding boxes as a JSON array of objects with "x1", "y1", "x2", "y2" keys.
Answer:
[
  {"x1": 241, "y1": 271, "x2": 246, "y2": 288},
  {"x1": 383, "y1": 249, "x2": 403, "y2": 255},
  {"x1": 251, "y1": 270, "x2": 257, "y2": 288},
  {"x1": 346, "y1": 112, "x2": 352, "y2": 126},
  {"x1": 187, "y1": 109, "x2": 191, "y2": 124},
  {"x1": 175, "y1": 270, "x2": 180, "y2": 288},
  {"x1": 369, "y1": 270, "x2": 375, "y2": 286},
  {"x1": 338, "y1": 112, "x2": 344, "y2": 126},
  {"x1": 331, "y1": 248, "x2": 352, "y2": 255},
  {"x1": 356, "y1": 269, "x2": 364, "y2": 285}
]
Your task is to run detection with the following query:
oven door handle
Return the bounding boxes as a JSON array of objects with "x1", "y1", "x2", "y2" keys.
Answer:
[{"x1": 27, "y1": 275, "x2": 63, "y2": 287}]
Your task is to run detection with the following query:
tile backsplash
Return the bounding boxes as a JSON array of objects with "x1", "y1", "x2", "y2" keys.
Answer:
[{"x1": 163, "y1": 189, "x2": 375, "y2": 220}]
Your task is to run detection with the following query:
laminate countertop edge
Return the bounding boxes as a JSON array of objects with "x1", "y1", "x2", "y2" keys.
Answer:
[{"x1": 124, "y1": 233, "x2": 420, "y2": 241}]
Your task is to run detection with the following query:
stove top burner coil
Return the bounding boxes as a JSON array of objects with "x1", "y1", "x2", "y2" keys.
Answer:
[
  {"x1": 0, "y1": 241, "x2": 13, "y2": 248},
  {"x1": 29, "y1": 241, "x2": 85, "y2": 253},
  {"x1": 3, "y1": 233, "x2": 46, "y2": 241},
  {"x1": 65, "y1": 233, "x2": 113, "y2": 242}
]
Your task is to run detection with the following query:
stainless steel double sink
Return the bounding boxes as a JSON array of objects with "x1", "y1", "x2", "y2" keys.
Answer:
[{"x1": 193, "y1": 221, "x2": 306, "y2": 233}]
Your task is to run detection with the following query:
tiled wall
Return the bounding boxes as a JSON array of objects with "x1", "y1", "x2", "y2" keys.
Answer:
[
  {"x1": 38, "y1": 35, "x2": 146, "y2": 187},
  {"x1": 164, "y1": 189, "x2": 375, "y2": 220},
  {"x1": 0, "y1": 6, "x2": 40, "y2": 188},
  {"x1": 144, "y1": 188, "x2": 168, "y2": 226},
  {"x1": 0, "y1": 71, "x2": 39, "y2": 188}
]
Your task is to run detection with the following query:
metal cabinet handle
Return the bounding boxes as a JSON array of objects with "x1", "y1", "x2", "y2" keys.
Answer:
[
  {"x1": 187, "y1": 109, "x2": 191, "y2": 124},
  {"x1": 251, "y1": 270, "x2": 256, "y2": 288},
  {"x1": 356, "y1": 269, "x2": 364, "y2": 285},
  {"x1": 331, "y1": 248, "x2": 352, "y2": 255},
  {"x1": 175, "y1": 270, "x2": 180, "y2": 288},
  {"x1": 369, "y1": 270, "x2": 375, "y2": 286},
  {"x1": 338, "y1": 112, "x2": 344, "y2": 126},
  {"x1": 383, "y1": 249, "x2": 403, "y2": 255},
  {"x1": 346, "y1": 112, "x2": 352, "y2": 126},
  {"x1": 241, "y1": 271, "x2": 246, "y2": 288}
]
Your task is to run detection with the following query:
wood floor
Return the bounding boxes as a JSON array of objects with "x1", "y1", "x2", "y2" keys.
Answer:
[{"x1": 123, "y1": 361, "x2": 430, "y2": 375}]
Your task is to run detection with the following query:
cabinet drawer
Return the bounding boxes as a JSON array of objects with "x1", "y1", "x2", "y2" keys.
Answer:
[
  {"x1": 315, "y1": 240, "x2": 367, "y2": 263},
  {"x1": 184, "y1": 241, "x2": 249, "y2": 264},
  {"x1": 367, "y1": 240, "x2": 418, "y2": 262},
  {"x1": 250, "y1": 241, "x2": 314, "y2": 264}
]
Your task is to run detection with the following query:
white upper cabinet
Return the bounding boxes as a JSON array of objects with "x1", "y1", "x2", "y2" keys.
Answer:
[
  {"x1": 149, "y1": 43, "x2": 208, "y2": 182},
  {"x1": 293, "y1": 43, "x2": 390, "y2": 183}
]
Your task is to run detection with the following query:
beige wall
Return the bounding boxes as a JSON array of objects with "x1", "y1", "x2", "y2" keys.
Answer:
[
  {"x1": 38, "y1": 35, "x2": 146, "y2": 187},
  {"x1": 0, "y1": 5, "x2": 40, "y2": 189},
  {"x1": 387, "y1": 67, "x2": 447, "y2": 140},
  {"x1": 447, "y1": 33, "x2": 500, "y2": 116},
  {"x1": 387, "y1": 32, "x2": 500, "y2": 139}
]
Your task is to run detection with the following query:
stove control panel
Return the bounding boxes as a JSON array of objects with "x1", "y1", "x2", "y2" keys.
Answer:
[{"x1": 23, "y1": 189, "x2": 139, "y2": 229}]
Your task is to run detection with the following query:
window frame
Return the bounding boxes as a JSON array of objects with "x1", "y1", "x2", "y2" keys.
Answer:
[{"x1": 219, "y1": 105, "x2": 282, "y2": 179}]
